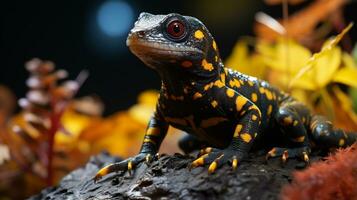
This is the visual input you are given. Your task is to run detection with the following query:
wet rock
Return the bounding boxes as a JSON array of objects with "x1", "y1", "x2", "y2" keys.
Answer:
[{"x1": 29, "y1": 151, "x2": 321, "y2": 200}]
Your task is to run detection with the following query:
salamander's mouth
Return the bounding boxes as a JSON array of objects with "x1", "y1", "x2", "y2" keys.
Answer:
[{"x1": 126, "y1": 35, "x2": 202, "y2": 58}]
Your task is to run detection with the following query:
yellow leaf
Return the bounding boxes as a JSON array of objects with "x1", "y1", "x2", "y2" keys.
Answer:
[
  {"x1": 333, "y1": 67, "x2": 357, "y2": 88},
  {"x1": 342, "y1": 52, "x2": 357, "y2": 69},
  {"x1": 289, "y1": 73, "x2": 316, "y2": 90},
  {"x1": 313, "y1": 46, "x2": 341, "y2": 88},
  {"x1": 225, "y1": 40, "x2": 249, "y2": 69},
  {"x1": 226, "y1": 40, "x2": 266, "y2": 78},
  {"x1": 137, "y1": 90, "x2": 158, "y2": 106},
  {"x1": 290, "y1": 89, "x2": 309, "y2": 105},
  {"x1": 289, "y1": 23, "x2": 353, "y2": 88},
  {"x1": 258, "y1": 38, "x2": 311, "y2": 73}
]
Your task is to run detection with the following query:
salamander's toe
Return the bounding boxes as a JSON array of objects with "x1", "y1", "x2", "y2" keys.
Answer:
[
  {"x1": 281, "y1": 150, "x2": 289, "y2": 164},
  {"x1": 190, "y1": 154, "x2": 208, "y2": 169},
  {"x1": 198, "y1": 147, "x2": 213, "y2": 157},
  {"x1": 302, "y1": 151, "x2": 310, "y2": 164},
  {"x1": 207, "y1": 154, "x2": 224, "y2": 174},
  {"x1": 265, "y1": 146, "x2": 311, "y2": 164},
  {"x1": 190, "y1": 148, "x2": 245, "y2": 174},
  {"x1": 93, "y1": 164, "x2": 115, "y2": 183},
  {"x1": 231, "y1": 156, "x2": 238, "y2": 171}
]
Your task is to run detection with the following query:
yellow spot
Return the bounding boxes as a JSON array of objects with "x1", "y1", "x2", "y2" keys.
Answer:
[
  {"x1": 339, "y1": 139, "x2": 345, "y2": 146},
  {"x1": 220, "y1": 73, "x2": 226, "y2": 84},
  {"x1": 202, "y1": 59, "x2": 214, "y2": 71},
  {"x1": 229, "y1": 79, "x2": 241, "y2": 88},
  {"x1": 293, "y1": 120, "x2": 299, "y2": 126},
  {"x1": 143, "y1": 138, "x2": 156, "y2": 145},
  {"x1": 181, "y1": 61, "x2": 192, "y2": 68},
  {"x1": 248, "y1": 105, "x2": 262, "y2": 118},
  {"x1": 259, "y1": 87, "x2": 265, "y2": 94},
  {"x1": 233, "y1": 124, "x2": 243, "y2": 137},
  {"x1": 251, "y1": 93, "x2": 258, "y2": 102},
  {"x1": 193, "y1": 92, "x2": 203, "y2": 100},
  {"x1": 248, "y1": 80, "x2": 254, "y2": 86},
  {"x1": 194, "y1": 30, "x2": 204, "y2": 39},
  {"x1": 267, "y1": 105, "x2": 273, "y2": 116},
  {"x1": 236, "y1": 96, "x2": 247, "y2": 111},
  {"x1": 302, "y1": 117, "x2": 306, "y2": 123},
  {"x1": 265, "y1": 90, "x2": 273, "y2": 100},
  {"x1": 252, "y1": 115, "x2": 257, "y2": 121},
  {"x1": 146, "y1": 127, "x2": 161, "y2": 136},
  {"x1": 211, "y1": 100, "x2": 218, "y2": 108},
  {"x1": 310, "y1": 120, "x2": 318, "y2": 130},
  {"x1": 254, "y1": 133, "x2": 258, "y2": 138},
  {"x1": 214, "y1": 80, "x2": 225, "y2": 88},
  {"x1": 200, "y1": 117, "x2": 227, "y2": 128},
  {"x1": 215, "y1": 55, "x2": 218, "y2": 62},
  {"x1": 283, "y1": 116, "x2": 293, "y2": 125},
  {"x1": 204, "y1": 82, "x2": 214, "y2": 91},
  {"x1": 240, "y1": 133, "x2": 252, "y2": 143},
  {"x1": 292, "y1": 136, "x2": 305, "y2": 142},
  {"x1": 226, "y1": 88, "x2": 235, "y2": 98},
  {"x1": 239, "y1": 80, "x2": 245, "y2": 85},
  {"x1": 212, "y1": 40, "x2": 217, "y2": 51}
]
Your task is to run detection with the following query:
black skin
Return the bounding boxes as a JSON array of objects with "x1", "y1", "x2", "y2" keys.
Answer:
[{"x1": 94, "y1": 12, "x2": 357, "y2": 181}]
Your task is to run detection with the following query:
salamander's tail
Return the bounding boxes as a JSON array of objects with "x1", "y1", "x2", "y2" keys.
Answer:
[{"x1": 309, "y1": 115, "x2": 357, "y2": 148}]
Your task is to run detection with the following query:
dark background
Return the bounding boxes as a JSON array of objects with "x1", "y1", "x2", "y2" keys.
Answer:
[{"x1": 1, "y1": 0, "x2": 356, "y2": 115}]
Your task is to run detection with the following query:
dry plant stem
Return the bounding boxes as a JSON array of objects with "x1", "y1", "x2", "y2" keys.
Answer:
[
  {"x1": 46, "y1": 70, "x2": 88, "y2": 186},
  {"x1": 46, "y1": 105, "x2": 62, "y2": 186},
  {"x1": 330, "y1": 10, "x2": 352, "y2": 52}
]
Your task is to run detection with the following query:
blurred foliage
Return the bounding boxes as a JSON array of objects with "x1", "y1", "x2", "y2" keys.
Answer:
[
  {"x1": 227, "y1": 6, "x2": 357, "y2": 131},
  {"x1": 0, "y1": 0, "x2": 356, "y2": 199},
  {"x1": 255, "y1": 0, "x2": 349, "y2": 47},
  {"x1": 0, "y1": 70, "x2": 180, "y2": 198},
  {"x1": 351, "y1": 88, "x2": 357, "y2": 113}
]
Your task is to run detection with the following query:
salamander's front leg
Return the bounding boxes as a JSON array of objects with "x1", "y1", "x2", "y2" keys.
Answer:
[
  {"x1": 192, "y1": 88, "x2": 261, "y2": 173},
  {"x1": 94, "y1": 109, "x2": 168, "y2": 182}
]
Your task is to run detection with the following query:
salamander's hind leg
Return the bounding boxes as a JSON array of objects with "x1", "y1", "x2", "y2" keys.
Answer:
[
  {"x1": 178, "y1": 134, "x2": 208, "y2": 154},
  {"x1": 267, "y1": 102, "x2": 311, "y2": 163}
]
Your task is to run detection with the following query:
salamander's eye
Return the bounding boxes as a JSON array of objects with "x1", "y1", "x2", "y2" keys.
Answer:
[{"x1": 166, "y1": 20, "x2": 186, "y2": 40}]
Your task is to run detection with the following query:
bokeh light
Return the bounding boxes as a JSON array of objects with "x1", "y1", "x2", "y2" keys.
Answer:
[
  {"x1": 86, "y1": 0, "x2": 135, "y2": 59},
  {"x1": 97, "y1": 0, "x2": 134, "y2": 37}
]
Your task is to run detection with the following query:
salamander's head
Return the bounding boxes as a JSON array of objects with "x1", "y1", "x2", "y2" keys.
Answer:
[{"x1": 127, "y1": 12, "x2": 221, "y2": 77}]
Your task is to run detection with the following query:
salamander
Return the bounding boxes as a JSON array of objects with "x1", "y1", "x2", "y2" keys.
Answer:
[{"x1": 94, "y1": 12, "x2": 357, "y2": 181}]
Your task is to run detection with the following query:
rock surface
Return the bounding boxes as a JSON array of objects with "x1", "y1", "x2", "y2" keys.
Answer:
[{"x1": 29, "y1": 151, "x2": 321, "y2": 200}]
